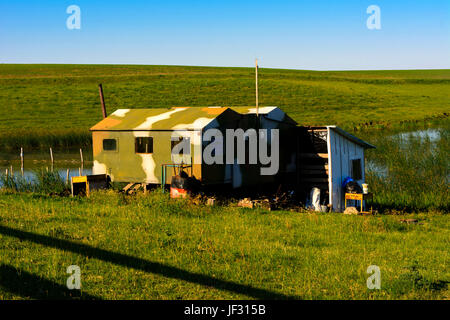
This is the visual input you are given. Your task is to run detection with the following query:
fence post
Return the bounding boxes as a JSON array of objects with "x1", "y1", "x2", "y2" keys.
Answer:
[
  {"x1": 50, "y1": 148, "x2": 54, "y2": 172},
  {"x1": 80, "y1": 149, "x2": 84, "y2": 175},
  {"x1": 80, "y1": 148, "x2": 84, "y2": 165},
  {"x1": 20, "y1": 147, "x2": 24, "y2": 176}
]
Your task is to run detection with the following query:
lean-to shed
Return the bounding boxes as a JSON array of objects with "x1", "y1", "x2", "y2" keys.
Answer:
[{"x1": 297, "y1": 126, "x2": 375, "y2": 212}]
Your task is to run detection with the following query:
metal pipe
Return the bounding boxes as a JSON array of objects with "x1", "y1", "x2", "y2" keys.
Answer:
[{"x1": 99, "y1": 84, "x2": 107, "y2": 119}]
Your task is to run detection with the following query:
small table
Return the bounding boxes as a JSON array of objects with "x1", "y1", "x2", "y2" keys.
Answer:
[{"x1": 345, "y1": 193, "x2": 373, "y2": 215}]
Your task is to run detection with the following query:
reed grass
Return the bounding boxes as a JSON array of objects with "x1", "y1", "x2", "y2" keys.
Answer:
[
  {"x1": 362, "y1": 125, "x2": 449, "y2": 213},
  {"x1": 0, "y1": 170, "x2": 69, "y2": 194}
]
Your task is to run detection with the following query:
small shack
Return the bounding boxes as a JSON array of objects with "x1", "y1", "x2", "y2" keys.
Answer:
[
  {"x1": 90, "y1": 106, "x2": 375, "y2": 212},
  {"x1": 90, "y1": 106, "x2": 298, "y2": 188}
]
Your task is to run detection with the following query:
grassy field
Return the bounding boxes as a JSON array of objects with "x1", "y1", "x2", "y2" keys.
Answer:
[
  {"x1": 0, "y1": 64, "x2": 449, "y2": 150},
  {"x1": 0, "y1": 65, "x2": 448, "y2": 300},
  {"x1": 0, "y1": 190, "x2": 448, "y2": 300}
]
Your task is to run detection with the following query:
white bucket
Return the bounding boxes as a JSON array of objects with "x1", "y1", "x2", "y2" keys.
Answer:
[{"x1": 362, "y1": 184, "x2": 369, "y2": 194}]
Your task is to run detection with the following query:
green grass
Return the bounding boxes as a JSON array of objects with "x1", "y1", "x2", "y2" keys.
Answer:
[
  {"x1": 0, "y1": 64, "x2": 449, "y2": 150},
  {"x1": 0, "y1": 190, "x2": 448, "y2": 300}
]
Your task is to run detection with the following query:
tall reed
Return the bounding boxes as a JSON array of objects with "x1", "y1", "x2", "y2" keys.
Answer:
[
  {"x1": 0, "y1": 170, "x2": 69, "y2": 194},
  {"x1": 363, "y1": 126, "x2": 449, "y2": 213}
]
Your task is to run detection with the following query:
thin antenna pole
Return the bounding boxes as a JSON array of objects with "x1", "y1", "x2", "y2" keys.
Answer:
[{"x1": 255, "y1": 59, "x2": 259, "y2": 117}]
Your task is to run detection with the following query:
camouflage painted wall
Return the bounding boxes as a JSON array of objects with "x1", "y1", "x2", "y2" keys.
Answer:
[{"x1": 91, "y1": 106, "x2": 298, "y2": 187}]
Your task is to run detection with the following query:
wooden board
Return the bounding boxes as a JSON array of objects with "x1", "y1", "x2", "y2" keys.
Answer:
[{"x1": 299, "y1": 153, "x2": 329, "y2": 159}]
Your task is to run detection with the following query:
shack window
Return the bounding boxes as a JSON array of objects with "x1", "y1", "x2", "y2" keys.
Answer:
[
  {"x1": 135, "y1": 137, "x2": 153, "y2": 154},
  {"x1": 351, "y1": 159, "x2": 362, "y2": 180},
  {"x1": 103, "y1": 139, "x2": 117, "y2": 151},
  {"x1": 171, "y1": 137, "x2": 190, "y2": 156}
]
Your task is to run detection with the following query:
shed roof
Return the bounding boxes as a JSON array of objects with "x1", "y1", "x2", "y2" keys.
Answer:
[
  {"x1": 230, "y1": 106, "x2": 297, "y2": 125},
  {"x1": 90, "y1": 106, "x2": 296, "y2": 131},
  {"x1": 306, "y1": 125, "x2": 375, "y2": 149},
  {"x1": 328, "y1": 126, "x2": 376, "y2": 149},
  {"x1": 90, "y1": 107, "x2": 232, "y2": 131}
]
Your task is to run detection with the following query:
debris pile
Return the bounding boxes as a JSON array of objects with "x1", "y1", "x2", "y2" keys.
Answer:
[
  {"x1": 343, "y1": 206, "x2": 359, "y2": 215},
  {"x1": 236, "y1": 198, "x2": 272, "y2": 210}
]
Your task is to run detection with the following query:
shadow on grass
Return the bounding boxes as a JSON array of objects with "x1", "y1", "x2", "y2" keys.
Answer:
[
  {"x1": 389, "y1": 262, "x2": 449, "y2": 295},
  {"x1": 0, "y1": 225, "x2": 298, "y2": 300},
  {"x1": 369, "y1": 202, "x2": 449, "y2": 214},
  {"x1": 0, "y1": 264, "x2": 100, "y2": 300}
]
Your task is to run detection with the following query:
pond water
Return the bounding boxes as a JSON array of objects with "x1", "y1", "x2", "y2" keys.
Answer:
[
  {"x1": 0, "y1": 151, "x2": 93, "y2": 186},
  {"x1": 364, "y1": 128, "x2": 445, "y2": 177},
  {"x1": 365, "y1": 160, "x2": 388, "y2": 177},
  {"x1": 393, "y1": 128, "x2": 441, "y2": 142},
  {"x1": 363, "y1": 126, "x2": 448, "y2": 183}
]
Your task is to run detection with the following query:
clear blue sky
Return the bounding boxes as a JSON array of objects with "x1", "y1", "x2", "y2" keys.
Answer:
[{"x1": 0, "y1": 0, "x2": 449, "y2": 70}]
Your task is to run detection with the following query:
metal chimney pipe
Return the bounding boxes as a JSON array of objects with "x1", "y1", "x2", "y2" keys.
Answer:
[{"x1": 98, "y1": 84, "x2": 107, "y2": 119}]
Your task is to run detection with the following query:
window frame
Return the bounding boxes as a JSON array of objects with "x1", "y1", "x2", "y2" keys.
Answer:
[
  {"x1": 351, "y1": 158, "x2": 363, "y2": 181},
  {"x1": 102, "y1": 138, "x2": 118, "y2": 152},
  {"x1": 170, "y1": 136, "x2": 191, "y2": 156},
  {"x1": 135, "y1": 137, "x2": 154, "y2": 154}
]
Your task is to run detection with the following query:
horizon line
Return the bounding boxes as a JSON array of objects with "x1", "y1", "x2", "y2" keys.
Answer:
[{"x1": 0, "y1": 62, "x2": 449, "y2": 72}]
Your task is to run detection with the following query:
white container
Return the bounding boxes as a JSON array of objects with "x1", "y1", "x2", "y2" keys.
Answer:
[{"x1": 362, "y1": 183, "x2": 369, "y2": 194}]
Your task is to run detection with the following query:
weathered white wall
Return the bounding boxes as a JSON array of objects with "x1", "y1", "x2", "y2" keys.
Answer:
[{"x1": 328, "y1": 128, "x2": 365, "y2": 212}]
